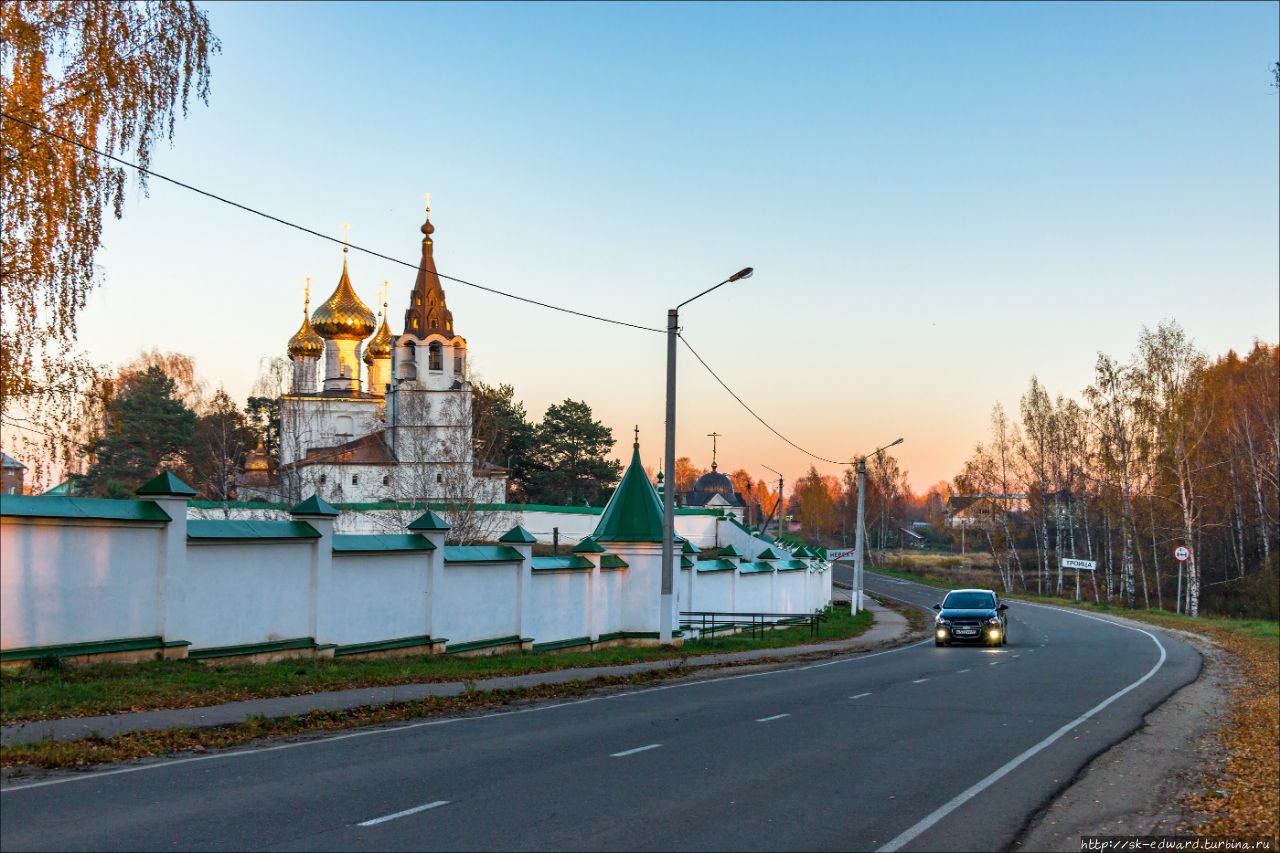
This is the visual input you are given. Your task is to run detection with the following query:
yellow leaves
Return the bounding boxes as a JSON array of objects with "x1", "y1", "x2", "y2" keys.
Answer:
[{"x1": 1183, "y1": 630, "x2": 1279, "y2": 845}]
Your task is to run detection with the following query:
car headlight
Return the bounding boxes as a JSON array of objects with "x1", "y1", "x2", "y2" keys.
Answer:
[
  {"x1": 988, "y1": 616, "x2": 1002, "y2": 626},
  {"x1": 935, "y1": 615, "x2": 950, "y2": 625}
]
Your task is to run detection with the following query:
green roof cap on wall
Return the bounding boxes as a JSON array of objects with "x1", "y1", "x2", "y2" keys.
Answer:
[
  {"x1": 593, "y1": 443, "x2": 664, "y2": 543},
  {"x1": 188, "y1": 520, "x2": 320, "y2": 540},
  {"x1": 135, "y1": 471, "x2": 197, "y2": 497},
  {"x1": 498, "y1": 525, "x2": 537, "y2": 544},
  {"x1": 680, "y1": 539, "x2": 700, "y2": 555},
  {"x1": 407, "y1": 510, "x2": 450, "y2": 531},
  {"x1": 444, "y1": 545, "x2": 523, "y2": 563},
  {"x1": 572, "y1": 536, "x2": 606, "y2": 554},
  {"x1": 791, "y1": 546, "x2": 812, "y2": 558},
  {"x1": 755, "y1": 547, "x2": 780, "y2": 560},
  {"x1": 601, "y1": 553, "x2": 629, "y2": 570},
  {"x1": 717, "y1": 543, "x2": 742, "y2": 558},
  {"x1": 1, "y1": 494, "x2": 171, "y2": 523},
  {"x1": 332, "y1": 534, "x2": 435, "y2": 552},
  {"x1": 531, "y1": 555, "x2": 593, "y2": 571},
  {"x1": 290, "y1": 495, "x2": 339, "y2": 517}
]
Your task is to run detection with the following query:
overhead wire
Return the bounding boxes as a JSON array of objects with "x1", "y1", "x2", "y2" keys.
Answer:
[
  {"x1": 0, "y1": 110, "x2": 663, "y2": 335},
  {"x1": 678, "y1": 334, "x2": 856, "y2": 468},
  {"x1": 4, "y1": 111, "x2": 870, "y2": 469}
]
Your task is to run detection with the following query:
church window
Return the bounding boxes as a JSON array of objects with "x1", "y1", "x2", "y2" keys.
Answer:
[
  {"x1": 453, "y1": 355, "x2": 462, "y2": 375},
  {"x1": 382, "y1": 475, "x2": 390, "y2": 486},
  {"x1": 319, "y1": 474, "x2": 327, "y2": 485},
  {"x1": 429, "y1": 341, "x2": 443, "y2": 371},
  {"x1": 436, "y1": 473, "x2": 443, "y2": 484},
  {"x1": 430, "y1": 318, "x2": 439, "y2": 330}
]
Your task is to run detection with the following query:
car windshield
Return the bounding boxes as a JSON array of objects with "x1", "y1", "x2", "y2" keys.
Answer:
[{"x1": 943, "y1": 592, "x2": 996, "y2": 610}]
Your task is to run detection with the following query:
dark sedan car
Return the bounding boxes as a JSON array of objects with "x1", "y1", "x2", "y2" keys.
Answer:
[{"x1": 932, "y1": 589, "x2": 1008, "y2": 646}]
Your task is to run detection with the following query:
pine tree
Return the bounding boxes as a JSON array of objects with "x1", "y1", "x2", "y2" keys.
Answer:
[{"x1": 79, "y1": 367, "x2": 195, "y2": 498}]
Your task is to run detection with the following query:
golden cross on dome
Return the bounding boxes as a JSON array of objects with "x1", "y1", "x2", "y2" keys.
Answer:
[
  {"x1": 341, "y1": 222, "x2": 350, "y2": 253},
  {"x1": 707, "y1": 432, "x2": 722, "y2": 469},
  {"x1": 304, "y1": 276, "x2": 311, "y2": 312},
  {"x1": 633, "y1": 424, "x2": 640, "y2": 447},
  {"x1": 424, "y1": 192, "x2": 431, "y2": 212}
]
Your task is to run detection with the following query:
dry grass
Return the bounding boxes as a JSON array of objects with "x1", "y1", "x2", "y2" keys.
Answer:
[{"x1": 0, "y1": 669, "x2": 690, "y2": 771}]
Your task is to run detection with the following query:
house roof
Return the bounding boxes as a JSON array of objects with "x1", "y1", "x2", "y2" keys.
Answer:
[
  {"x1": 296, "y1": 431, "x2": 396, "y2": 467},
  {"x1": 1, "y1": 452, "x2": 26, "y2": 471}
]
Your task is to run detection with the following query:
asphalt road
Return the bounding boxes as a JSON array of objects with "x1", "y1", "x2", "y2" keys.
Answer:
[{"x1": 0, "y1": 574, "x2": 1201, "y2": 852}]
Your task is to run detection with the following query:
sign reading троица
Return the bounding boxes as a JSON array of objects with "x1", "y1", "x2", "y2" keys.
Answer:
[{"x1": 1061, "y1": 558, "x2": 1097, "y2": 572}]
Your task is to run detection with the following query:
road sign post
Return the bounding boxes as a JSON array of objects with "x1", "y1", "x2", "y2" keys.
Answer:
[
  {"x1": 1174, "y1": 545, "x2": 1191, "y2": 562},
  {"x1": 1061, "y1": 558, "x2": 1096, "y2": 602}
]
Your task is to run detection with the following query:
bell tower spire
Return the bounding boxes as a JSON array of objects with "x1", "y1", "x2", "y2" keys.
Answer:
[{"x1": 403, "y1": 195, "x2": 455, "y2": 338}]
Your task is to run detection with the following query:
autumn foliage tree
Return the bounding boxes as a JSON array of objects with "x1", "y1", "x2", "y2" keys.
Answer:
[{"x1": 0, "y1": 1, "x2": 217, "y2": 484}]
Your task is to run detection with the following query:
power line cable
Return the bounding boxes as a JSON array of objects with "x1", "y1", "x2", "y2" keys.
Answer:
[
  {"x1": 678, "y1": 333, "x2": 855, "y2": 467},
  {"x1": 0, "y1": 110, "x2": 663, "y2": 335}
]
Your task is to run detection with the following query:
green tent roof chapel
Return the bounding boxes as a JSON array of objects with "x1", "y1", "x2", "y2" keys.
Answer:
[{"x1": 593, "y1": 439, "x2": 664, "y2": 543}]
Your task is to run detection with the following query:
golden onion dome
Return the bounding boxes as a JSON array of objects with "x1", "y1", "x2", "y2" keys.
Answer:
[
  {"x1": 363, "y1": 316, "x2": 393, "y2": 364},
  {"x1": 312, "y1": 255, "x2": 376, "y2": 340},
  {"x1": 244, "y1": 440, "x2": 270, "y2": 472},
  {"x1": 287, "y1": 313, "x2": 325, "y2": 360}
]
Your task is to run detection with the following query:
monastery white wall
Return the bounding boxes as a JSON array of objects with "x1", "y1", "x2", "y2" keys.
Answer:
[
  {"x1": 182, "y1": 541, "x2": 314, "y2": 650},
  {"x1": 2, "y1": 497, "x2": 833, "y2": 661},
  {"x1": 330, "y1": 552, "x2": 428, "y2": 646},
  {"x1": 435, "y1": 561, "x2": 520, "y2": 643},
  {"x1": 0, "y1": 520, "x2": 164, "y2": 649},
  {"x1": 528, "y1": 570, "x2": 592, "y2": 644}
]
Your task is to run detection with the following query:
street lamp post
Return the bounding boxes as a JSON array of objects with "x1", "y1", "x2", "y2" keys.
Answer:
[
  {"x1": 660, "y1": 267, "x2": 754, "y2": 644},
  {"x1": 852, "y1": 437, "x2": 903, "y2": 613}
]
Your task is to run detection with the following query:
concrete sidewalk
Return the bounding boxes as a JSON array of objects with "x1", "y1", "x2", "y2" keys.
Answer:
[{"x1": 3, "y1": 599, "x2": 912, "y2": 748}]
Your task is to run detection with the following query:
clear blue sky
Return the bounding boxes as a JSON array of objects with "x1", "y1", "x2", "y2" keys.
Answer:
[{"x1": 76, "y1": 0, "x2": 1278, "y2": 491}]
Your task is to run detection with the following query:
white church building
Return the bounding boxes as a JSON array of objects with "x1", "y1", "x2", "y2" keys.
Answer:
[{"x1": 240, "y1": 204, "x2": 508, "y2": 505}]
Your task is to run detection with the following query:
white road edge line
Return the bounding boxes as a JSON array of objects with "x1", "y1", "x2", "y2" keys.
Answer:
[
  {"x1": 850, "y1": 693, "x2": 872, "y2": 699},
  {"x1": 2, "y1": 614, "x2": 936, "y2": 793},
  {"x1": 877, "y1": 605, "x2": 1168, "y2": 853},
  {"x1": 357, "y1": 800, "x2": 449, "y2": 827},
  {"x1": 956, "y1": 669, "x2": 971, "y2": 673},
  {"x1": 611, "y1": 743, "x2": 662, "y2": 758},
  {"x1": 911, "y1": 678, "x2": 929, "y2": 684},
  {"x1": 756, "y1": 714, "x2": 790, "y2": 722}
]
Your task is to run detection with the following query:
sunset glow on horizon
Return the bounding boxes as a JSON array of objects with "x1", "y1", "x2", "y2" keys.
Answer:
[{"x1": 38, "y1": 1, "x2": 1279, "y2": 493}]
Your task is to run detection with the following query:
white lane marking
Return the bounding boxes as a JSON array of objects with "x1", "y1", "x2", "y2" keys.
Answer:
[
  {"x1": 989, "y1": 661, "x2": 1001, "y2": 666},
  {"x1": 956, "y1": 669, "x2": 971, "y2": 673},
  {"x1": 1013, "y1": 655, "x2": 1021, "y2": 659},
  {"x1": 611, "y1": 743, "x2": 662, "y2": 758},
  {"x1": 850, "y1": 692, "x2": 872, "y2": 699},
  {"x1": 357, "y1": 800, "x2": 449, "y2": 827},
  {"x1": 912, "y1": 678, "x2": 929, "y2": 684},
  {"x1": 2, "y1": 607, "x2": 935, "y2": 794},
  {"x1": 756, "y1": 714, "x2": 790, "y2": 723},
  {"x1": 877, "y1": 607, "x2": 1169, "y2": 852}
]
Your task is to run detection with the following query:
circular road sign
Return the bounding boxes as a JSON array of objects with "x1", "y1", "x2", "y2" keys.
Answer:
[{"x1": 1174, "y1": 545, "x2": 1191, "y2": 562}]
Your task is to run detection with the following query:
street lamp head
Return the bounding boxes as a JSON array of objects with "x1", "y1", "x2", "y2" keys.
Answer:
[
  {"x1": 729, "y1": 267, "x2": 754, "y2": 282},
  {"x1": 889, "y1": 437, "x2": 904, "y2": 448}
]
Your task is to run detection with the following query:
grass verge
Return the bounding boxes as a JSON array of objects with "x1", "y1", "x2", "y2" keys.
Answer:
[
  {"x1": 871, "y1": 566, "x2": 1278, "y2": 845},
  {"x1": 0, "y1": 668, "x2": 691, "y2": 771},
  {"x1": 1, "y1": 608, "x2": 871, "y2": 724}
]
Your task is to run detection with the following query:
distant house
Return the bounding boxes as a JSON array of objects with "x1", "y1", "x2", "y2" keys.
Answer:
[
  {"x1": 945, "y1": 496, "x2": 1004, "y2": 529},
  {"x1": 2, "y1": 453, "x2": 27, "y2": 495}
]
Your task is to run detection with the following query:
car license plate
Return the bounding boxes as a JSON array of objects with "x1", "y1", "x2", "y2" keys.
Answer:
[{"x1": 956, "y1": 628, "x2": 976, "y2": 635}]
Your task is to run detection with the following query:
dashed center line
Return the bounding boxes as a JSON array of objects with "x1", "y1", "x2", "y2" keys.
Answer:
[
  {"x1": 756, "y1": 713, "x2": 790, "y2": 723},
  {"x1": 912, "y1": 678, "x2": 929, "y2": 684},
  {"x1": 956, "y1": 668, "x2": 971, "y2": 673},
  {"x1": 850, "y1": 692, "x2": 872, "y2": 699},
  {"x1": 989, "y1": 661, "x2": 1001, "y2": 666},
  {"x1": 611, "y1": 743, "x2": 662, "y2": 758},
  {"x1": 358, "y1": 800, "x2": 450, "y2": 827}
]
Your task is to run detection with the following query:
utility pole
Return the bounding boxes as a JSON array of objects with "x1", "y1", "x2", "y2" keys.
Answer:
[
  {"x1": 851, "y1": 438, "x2": 904, "y2": 613},
  {"x1": 853, "y1": 457, "x2": 868, "y2": 613},
  {"x1": 763, "y1": 465, "x2": 783, "y2": 540},
  {"x1": 661, "y1": 268, "x2": 754, "y2": 644}
]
